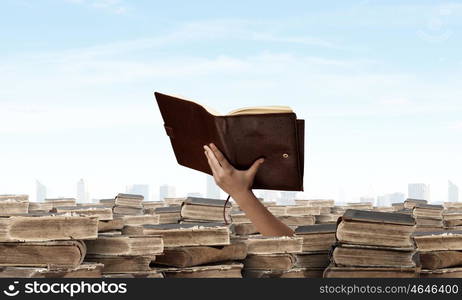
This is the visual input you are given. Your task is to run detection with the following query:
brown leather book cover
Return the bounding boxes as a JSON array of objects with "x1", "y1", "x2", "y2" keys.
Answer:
[{"x1": 154, "y1": 92, "x2": 304, "y2": 191}]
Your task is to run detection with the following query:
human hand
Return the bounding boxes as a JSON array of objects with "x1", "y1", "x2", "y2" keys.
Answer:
[{"x1": 203, "y1": 143, "x2": 264, "y2": 199}]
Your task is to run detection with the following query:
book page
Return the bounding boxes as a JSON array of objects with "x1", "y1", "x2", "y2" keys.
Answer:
[{"x1": 227, "y1": 106, "x2": 293, "y2": 116}]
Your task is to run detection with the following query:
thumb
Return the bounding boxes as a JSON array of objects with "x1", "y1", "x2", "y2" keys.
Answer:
[{"x1": 247, "y1": 158, "x2": 265, "y2": 179}]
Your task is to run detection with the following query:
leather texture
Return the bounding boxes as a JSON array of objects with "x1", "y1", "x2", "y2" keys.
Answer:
[{"x1": 155, "y1": 92, "x2": 304, "y2": 191}]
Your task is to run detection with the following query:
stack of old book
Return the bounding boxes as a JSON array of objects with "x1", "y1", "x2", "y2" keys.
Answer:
[
  {"x1": 0, "y1": 194, "x2": 29, "y2": 215},
  {"x1": 142, "y1": 201, "x2": 165, "y2": 212},
  {"x1": 267, "y1": 205, "x2": 319, "y2": 229},
  {"x1": 414, "y1": 230, "x2": 462, "y2": 278},
  {"x1": 413, "y1": 204, "x2": 444, "y2": 232},
  {"x1": 83, "y1": 194, "x2": 164, "y2": 277},
  {"x1": 84, "y1": 230, "x2": 164, "y2": 278},
  {"x1": 0, "y1": 207, "x2": 103, "y2": 278},
  {"x1": 295, "y1": 199, "x2": 337, "y2": 225},
  {"x1": 404, "y1": 198, "x2": 428, "y2": 209},
  {"x1": 127, "y1": 222, "x2": 244, "y2": 278},
  {"x1": 113, "y1": 193, "x2": 144, "y2": 215},
  {"x1": 99, "y1": 194, "x2": 161, "y2": 229},
  {"x1": 180, "y1": 197, "x2": 231, "y2": 223},
  {"x1": 148, "y1": 197, "x2": 188, "y2": 224},
  {"x1": 324, "y1": 209, "x2": 418, "y2": 278},
  {"x1": 240, "y1": 235, "x2": 306, "y2": 278},
  {"x1": 443, "y1": 202, "x2": 462, "y2": 230},
  {"x1": 293, "y1": 224, "x2": 337, "y2": 277},
  {"x1": 127, "y1": 197, "x2": 245, "y2": 278}
]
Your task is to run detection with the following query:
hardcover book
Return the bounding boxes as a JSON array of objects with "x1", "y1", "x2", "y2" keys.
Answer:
[{"x1": 155, "y1": 92, "x2": 305, "y2": 191}]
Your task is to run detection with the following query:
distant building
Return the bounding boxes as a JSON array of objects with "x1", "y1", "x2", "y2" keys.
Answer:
[
  {"x1": 206, "y1": 175, "x2": 221, "y2": 199},
  {"x1": 127, "y1": 184, "x2": 150, "y2": 201},
  {"x1": 159, "y1": 184, "x2": 176, "y2": 201},
  {"x1": 36, "y1": 180, "x2": 47, "y2": 202},
  {"x1": 408, "y1": 183, "x2": 430, "y2": 201},
  {"x1": 449, "y1": 181, "x2": 459, "y2": 202},
  {"x1": 76, "y1": 178, "x2": 89, "y2": 203}
]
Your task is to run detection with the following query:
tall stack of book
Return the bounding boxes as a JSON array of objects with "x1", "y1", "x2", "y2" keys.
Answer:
[
  {"x1": 413, "y1": 204, "x2": 444, "y2": 232},
  {"x1": 267, "y1": 205, "x2": 319, "y2": 229},
  {"x1": 124, "y1": 197, "x2": 244, "y2": 277},
  {"x1": 85, "y1": 231, "x2": 164, "y2": 278},
  {"x1": 404, "y1": 198, "x2": 428, "y2": 209},
  {"x1": 443, "y1": 202, "x2": 462, "y2": 230},
  {"x1": 86, "y1": 194, "x2": 164, "y2": 277},
  {"x1": 126, "y1": 222, "x2": 244, "y2": 277},
  {"x1": 414, "y1": 231, "x2": 462, "y2": 278},
  {"x1": 0, "y1": 194, "x2": 29, "y2": 215},
  {"x1": 113, "y1": 193, "x2": 144, "y2": 215},
  {"x1": 324, "y1": 209, "x2": 418, "y2": 278},
  {"x1": 293, "y1": 224, "x2": 337, "y2": 277},
  {"x1": 180, "y1": 197, "x2": 231, "y2": 223},
  {"x1": 0, "y1": 208, "x2": 102, "y2": 278},
  {"x1": 241, "y1": 235, "x2": 306, "y2": 278},
  {"x1": 295, "y1": 199, "x2": 336, "y2": 225}
]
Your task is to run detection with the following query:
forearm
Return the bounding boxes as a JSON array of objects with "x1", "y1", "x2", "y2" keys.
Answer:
[{"x1": 232, "y1": 190, "x2": 294, "y2": 237}]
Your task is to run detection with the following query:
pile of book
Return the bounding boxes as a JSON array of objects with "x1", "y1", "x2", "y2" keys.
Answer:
[
  {"x1": 138, "y1": 197, "x2": 246, "y2": 278},
  {"x1": 0, "y1": 194, "x2": 29, "y2": 215},
  {"x1": 324, "y1": 209, "x2": 419, "y2": 278},
  {"x1": 0, "y1": 194, "x2": 102, "y2": 278},
  {"x1": 413, "y1": 203, "x2": 444, "y2": 233},
  {"x1": 82, "y1": 194, "x2": 164, "y2": 278},
  {"x1": 267, "y1": 205, "x2": 319, "y2": 229},
  {"x1": 295, "y1": 199, "x2": 337, "y2": 225},
  {"x1": 414, "y1": 230, "x2": 462, "y2": 278},
  {"x1": 443, "y1": 202, "x2": 462, "y2": 230},
  {"x1": 6, "y1": 191, "x2": 462, "y2": 278},
  {"x1": 292, "y1": 224, "x2": 337, "y2": 277},
  {"x1": 239, "y1": 235, "x2": 307, "y2": 278}
]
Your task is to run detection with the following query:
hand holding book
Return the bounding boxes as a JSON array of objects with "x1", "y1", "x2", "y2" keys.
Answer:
[
  {"x1": 203, "y1": 143, "x2": 294, "y2": 237},
  {"x1": 203, "y1": 143, "x2": 264, "y2": 198}
]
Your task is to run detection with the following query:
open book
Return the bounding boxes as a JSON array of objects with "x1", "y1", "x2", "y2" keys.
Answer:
[{"x1": 154, "y1": 92, "x2": 305, "y2": 191}]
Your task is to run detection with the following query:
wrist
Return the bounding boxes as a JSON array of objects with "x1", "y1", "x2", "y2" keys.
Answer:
[{"x1": 231, "y1": 190, "x2": 258, "y2": 209}]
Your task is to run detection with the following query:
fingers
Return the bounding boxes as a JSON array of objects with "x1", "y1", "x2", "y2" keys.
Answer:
[
  {"x1": 203, "y1": 145, "x2": 222, "y2": 174},
  {"x1": 209, "y1": 143, "x2": 232, "y2": 170},
  {"x1": 203, "y1": 149, "x2": 218, "y2": 174},
  {"x1": 247, "y1": 158, "x2": 265, "y2": 179}
]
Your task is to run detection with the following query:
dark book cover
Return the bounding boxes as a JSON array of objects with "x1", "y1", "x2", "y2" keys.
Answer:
[
  {"x1": 155, "y1": 92, "x2": 305, "y2": 191},
  {"x1": 295, "y1": 223, "x2": 337, "y2": 234},
  {"x1": 341, "y1": 209, "x2": 415, "y2": 225}
]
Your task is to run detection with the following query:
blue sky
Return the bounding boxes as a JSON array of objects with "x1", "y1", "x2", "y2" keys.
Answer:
[{"x1": 1, "y1": 0, "x2": 461, "y2": 201}]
